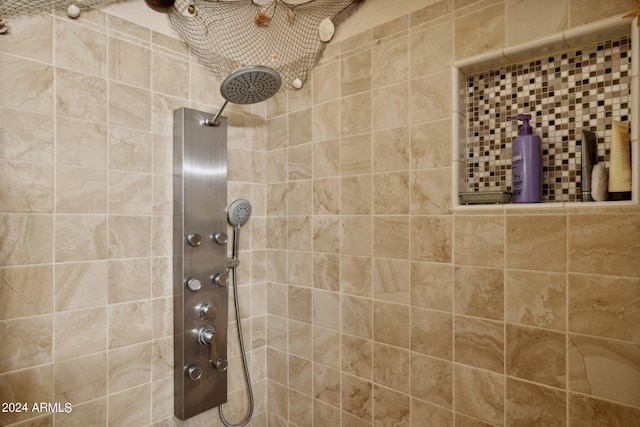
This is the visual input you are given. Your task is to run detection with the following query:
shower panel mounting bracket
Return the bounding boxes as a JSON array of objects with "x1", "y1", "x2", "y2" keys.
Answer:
[{"x1": 173, "y1": 107, "x2": 229, "y2": 420}]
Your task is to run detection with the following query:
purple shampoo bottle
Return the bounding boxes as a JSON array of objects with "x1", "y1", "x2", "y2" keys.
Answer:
[{"x1": 508, "y1": 114, "x2": 542, "y2": 203}]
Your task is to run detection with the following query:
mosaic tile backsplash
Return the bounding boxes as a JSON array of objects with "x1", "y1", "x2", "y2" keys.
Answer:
[{"x1": 465, "y1": 36, "x2": 631, "y2": 202}]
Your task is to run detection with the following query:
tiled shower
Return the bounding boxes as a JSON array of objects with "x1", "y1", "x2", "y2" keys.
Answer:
[{"x1": 1, "y1": 1, "x2": 639, "y2": 426}]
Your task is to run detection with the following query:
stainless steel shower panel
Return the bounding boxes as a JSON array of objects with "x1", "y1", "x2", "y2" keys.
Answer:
[{"x1": 174, "y1": 107, "x2": 228, "y2": 420}]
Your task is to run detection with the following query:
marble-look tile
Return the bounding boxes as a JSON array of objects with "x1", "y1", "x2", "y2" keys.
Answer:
[
  {"x1": 454, "y1": 215, "x2": 504, "y2": 268},
  {"x1": 313, "y1": 252, "x2": 340, "y2": 292},
  {"x1": 56, "y1": 117, "x2": 107, "y2": 168},
  {"x1": 569, "y1": 334, "x2": 640, "y2": 407},
  {"x1": 314, "y1": 399, "x2": 341, "y2": 426},
  {"x1": 0, "y1": 214, "x2": 53, "y2": 266},
  {"x1": 107, "y1": 383, "x2": 151, "y2": 427},
  {"x1": 313, "y1": 215, "x2": 340, "y2": 253},
  {"x1": 56, "y1": 397, "x2": 107, "y2": 426},
  {"x1": 313, "y1": 327, "x2": 340, "y2": 369},
  {"x1": 341, "y1": 92, "x2": 372, "y2": 137},
  {"x1": 107, "y1": 215, "x2": 151, "y2": 258},
  {"x1": 108, "y1": 37, "x2": 151, "y2": 89},
  {"x1": 569, "y1": 393, "x2": 640, "y2": 426},
  {"x1": 341, "y1": 50, "x2": 372, "y2": 96},
  {"x1": 372, "y1": 35, "x2": 409, "y2": 87},
  {"x1": 454, "y1": 266, "x2": 504, "y2": 320},
  {"x1": 409, "y1": 70, "x2": 451, "y2": 123},
  {"x1": 373, "y1": 300, "x2": 410, "y2": 348},
  {"x1": 313, "y1": 61, "x2": 340, "y2": 104},
  {"x1": 506, "y1": 215, "x2": 567, "y2": 272},
  {"x1": 55, "y1": 19, "x2": 106, "y2": 77},
  {"x1": 454, "y1": 315, "x2": 504, "y2": 373},
  {"x1": 372, "y1": 82, "x2": 410, "y2": 130},
  {"x1": 568, "y1": 0, "x2": 630, "y2": 27},
  {"x1": 0, "y1": 315, "x2": 52, "y2": 373},
  {"x1": 373, "y1": 216, "x2": 410, "y2": 260},
  {"x1": 0, "y1": 54, "x2": 53, "y2": 114},
  {"x1": 372, "y1": 126, "x2": 410, "y2": 173},
  {"x1": 312, "y1": 100, "x2": 340, "y2": 142},
  {"x1": 54, "y1": 352, "x2": 106, "y2": 404},
  {"x1": 289, "y1": 389, "x2": 312, "y2": 426},
  {"x1": 313, "y1": 138, "x2": 340, "y2": 179},
  {"x1": 373, "y1": 342, "x2": 410, "y2": 393},
  {"x1": 342, "y1": 334, "x2": 372, "y2": 380},
  {"x1": 341, "y1": 216, "x2": 372, "y2": 256},
  {"x1": 505, "y1": 270, "x2": 566, "y2": 331},
  {"x1": 55, "y1": 306, "x2": 106, "y2": 361},
  {"x1": 288, "y1": 216, "x2": 312, "y2": 252},
  {"x1": 289, "y1": 108, "x2": 312, "y2": 146},
  {"x1": 108, "y1": 82, "x2": 151, "y2": 130},
  {"x1": 108, "y1": 126, "x2": 152, "y2": 172},
  {"x1": 410, "y1": 20, "x2": 453, "y2": 78},
  {"x1": 411, "y1": 168, "x2": 452, "y2": 215},
  {"x1": 412, "y1": 307, "x2": 453, "y2": 360},
  {"x1": 288, "y1": 285, "x2": 312, "y2": 323},
  {"x1": 0, "y1": 364, "x2": 53, "y2": 425},
  {"x1": 313, "y1": 177, "x2": 340, "y2": 214},
  {"x1": 411, "y1": 119, "x2": 452, "y2": 169},
  {"x1": 411, "y1": 353, "x2": 453, "y2": 408},
  {"x1": 0, "y1": 265, "x2": 53, "y2": 320},
  {"x1": 0, "y1": 160, "x2": 53, "y2": 213},
  {"x1": 373, "y1": 171, "x2": 409, "y2": 214},
  {"x1": 411, "y1": 398, "x2": 453, "y2": 426},
  {"x1": 152, "y1": 51, "x2": 188, "y2": 99},
  {"x1": 152, "y1": 296, "x2": 172, "y2": 339},
  {"x1": 454, "y1": 3, "x2": 505, "y2": 60},
  {"x1": 568, "y1": 213, "x2": 640, "y2": 277},
  {"x1": 507, "y1": 324, "x2": 566, "y2": 388},
  {"x1": 55, "y1": 261, "x2": 107, "y2": 311},
  {"x1": 0, "y1": 108, "x2": 53, "y2": 162},
  {"x1": 341, "y1": 255, "x2": 372, "y2": 297},
  {"x1": 288, "y1": 181, "x2": 312, "y2": 216},
  {"x1": 341, "y1": 133, "x2": 372, "y2": 175},
  {"x1": 410, "y1": 216, "x2": 452, "y2": 263},
  {"x1": 454, "y1": 364, "x2": 505, "y2": 426},
  {"x1": 55, "y1": 214, "x2": 107, "y2": 262},
  {"x1": 313, "y1": 289, "x2": 340, "y2": 331},
  {"x1": 314, "y1": 362, "x2": 341, "y2": 407},
  {"x1": 373, "y1": 256, "x2": 411, "y2": 304},
  {"x1": 506, "y1": 0, "x2": 567, "y2": 46},
  {"x1": 289, "y1": 354, "x2": 312, "y2": 395},
  {"x1": 342, "y1": 373, "x2": 373, "y2": 422},
  {"x1": 108, "y1": 300, "x2": 152, "y2": 349},
  {"x1": 569, "y1": 273, "x2": 640, "y2": 341},
  {"x1": 0, "y1": 14, "x2": 52, "y2": 62},
  {"x1": 506, "y1": 377, "x2": 566, "y2": 427},
  {"x1": 373, "y1": 384, "x2": 410, "y2": 426},
  {"x1": 56, "y1": 165, "x2": 106, "y2": 214},
  {"x1": 342, "y1": 295, "x2": 372, "y2": 339},
  {"x1": 56, "y1": 68, "x2": 106, "y2": 122},
  {"x1": 342, "y1": 175, "x2": 372, "y2": 215},
  {"x1": 410, "y1": 261, "x2": 453, "y2": 311},
  {"x1": 107, "y1": 342, "x2": 152, "y2": 394}
]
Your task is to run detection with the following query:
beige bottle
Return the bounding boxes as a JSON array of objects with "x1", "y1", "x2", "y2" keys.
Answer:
[{"x1": 608, "y1": 120, "x2": 632, "y2": 200}]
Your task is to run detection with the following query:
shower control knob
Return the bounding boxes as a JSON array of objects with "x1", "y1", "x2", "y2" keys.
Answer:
[
  {"x1": 186, "y1": 277, "x2": 202, "y2": 292},
  {"x1": 186, "y1": 233, "x2": 202, "y2": 247},
  {"x1": 198, "y1": 302, "x2": 216, "y2": 320},
  {"x1": 214, "y1": 359, "x2": 228, "y2": 372},
  {"x1": 213, "y1": 232, "x2": 228, "y2": 245},
  {"x1": 186, "y1": 365, "x2": 202, "y2": 381},
  {"x1": 212, "y1": 273, "x2": 228, "y2": 287}
]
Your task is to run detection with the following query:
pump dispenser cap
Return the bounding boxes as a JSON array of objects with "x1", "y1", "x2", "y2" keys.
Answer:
[{"x1": 508, "y1": 114, "x2": 532, "y2": 135}]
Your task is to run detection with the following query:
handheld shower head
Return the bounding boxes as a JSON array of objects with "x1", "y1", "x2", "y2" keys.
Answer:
[{"x1": 228, "y1": 198, "x2": 252, "y2": 229}]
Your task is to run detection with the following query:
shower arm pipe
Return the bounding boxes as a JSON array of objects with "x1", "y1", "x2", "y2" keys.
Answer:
[{"x1": 203, "y1": 100, "x2": 229, "y2": 127}]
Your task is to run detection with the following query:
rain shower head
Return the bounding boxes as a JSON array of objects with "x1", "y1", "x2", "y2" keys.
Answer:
[
  {"x1": 205, "y1": 66, "x2": 282, "y2": 126},
  {"x1": 220, "y1": 66, "x2": 282, "y2": 105},
  {"x1": 227, "y1": 198, "x2": 252, "y2": 229}
]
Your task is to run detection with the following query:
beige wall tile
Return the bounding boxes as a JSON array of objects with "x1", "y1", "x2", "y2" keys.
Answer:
[
  {"x1": 108, "y1": 300, "x2": 152, "y2": 349},
  {"x1": 507, "y1": 324, "x2": 566, "y2": 388},
  {"x1": 108, "y1": 37, "x2": 151, "y2": 88},
  {"x1": 373, "y1": 257, "x2": 410, "y2": 302},
  {"x1": 454, "y1": 215, "x2": 504, "y2": 267},
  {"x1": 342, "y1": 175, "x2": 372, "y2": 215},
  {"x1": 341, "y1": 215, "x2": 372, "y2": 256},
  {"x1": 411, "y1": 353, "x2": 453, "y2": 408},
  {"x1": 56, "y1": 165, "x2": 107, "y2": 214},
  {"x1": 0, "y1": 160, "x2": 53, "y2": 213},
  {"x1": 455, "y1": 2, "x2": 505, "y2": 60},
  {"x1": 411, "y1": 168, "x2": 452, "y2": 215},
  {"x1": 55, "y1": 261, "x2": 107, "y2": 311},
  {"x1": 56, "y1": 68, "x2": 106, "y2": 122},
  {"x1": 410, "y1": 261, "x2": 453, "y2": 311},
  {"x1": 412, "y1": 307, "x2": 453, "y2": 359},
  {"x1": 410, "y1": 215, "x2": 452, "y2": 263},
  {"x1": 0, "y1": 265, "x2": 53, "y2": 319},
  {"x1": 108, "y1": 342, "x2": 151, "y2": 393},
  {"x1": 342, "y1": 295, "x2": 372, "y2": 339},
  {"x1": 55, "y1": 214, "x2": 107, "y2": 262},
  {"x1": 0, "y1": 108, "x2": 54, "y2": 162},
  {"x1": 569, "y1": 334, "x2": 640, "y2": 407},
  {"x1": 313, "y1": 327, "x2": 340, "y2": 369},
  {"x1": 505, "y1": 270, "x2": 566, "y2": 331},
  {"x1": 314, "y1": 362, "x2": 341, "y2": 406},
  {"x1": 108, "y1": 82, "x2": 151, "y2": 130},
  {"x1": 372, "y1": 82, "x2": 410, "y2": 130},
  {"x1": 411, "y1": 398, "x2": 453, "y2": 426},
  {"x1": 454, "y1": 364, "x2": 505, "y2": 425},
  {"x1": 373, "y1": 300, "x2": 410, "y2": 348},
  {"x1": 313, "y1": 177, "x2": 340, "y2": 214},
  {"x1": 342, "y1": 373, "x2": 373, "y2": 422},
  {"x1": 373, "y1": 384, "x2": 410, "y2": 425},
  {"x1": 56, "y1": 117, "x2": 107, "y2": 168},
  {"x1": 54, "y1": 352, "x2": 106, "y2": 404},
  {"x1": 341, "y1": 92, "x2": 372, "y2": 137},
  {"x1": 372, "y1": 35, "x2": 409, "y2": 87},
  {"x1": 107, "y1": 215, "x2": 151, "y2": 258},
  {"x1": 107, "y1": 383, "x2": 151, "y2": 427},
  {"x1": 108, "y1": 126, "x2": 152, "y2": 172},
  {"x1": 454, "y1": 315, "x2": 504, "y2": 373},
  {"x1": 0, "y1": 14, "x2": 52, "y2": 62},
  {"x1": 341, "y1": 50, "x2": 372, "y2": 96},
  {"x1": 0, "y1": 364, "x2": 53, "y2": 425},
  {"x1": 313, "y1": 61, "x2": 340, "y2": 104},
  {"x1": 410, "y1": 20, "x2": 454, "y2": 78},
  {"x1": 0, "y1": 315, "x2": 52, "y2": 373},
  {"x1": 0, "y1": 214, "x2": 53, "y2": 266},
  {"x1": 341, "y1": 255, "x2": 372, "y2": 297},
  {"x1": 506, "y1": 377, "x2": 567, "y2": 426},
  {"x1": 372, "y1": 126, "x2": 410, "y2": 173},
  {"x1": 152, "y1": 51, "x2": 189, "y2": 99},
  {"x1": 342, "y1": 334, "x2": 372, "y2": 380},
  {"x1": 568, "y1": 0, "x2": 630, "y2": 27},
  {"x1": 411, "y1": 119, "x2": 452, "y2": 169},
  {"x1": 506, "y1": 215, "x2": 567, "y2": 272},
  {"x1": 55, "y1": 19, "x2": 106, "y2": 77},
  {"x1": 312, "y1": 100, "x2": 340, "y2": 142},
  {"x1": 0, "y1": 54, "x2": 53, "y2": 114},
  {"x1": 55, "y1": 307, "x2": 107, "y2": 361},
  {"x1": 289, "y1": 108, "x2": 312, "y2": 146},
  {"x1": 569, "y1": 393, "x2": 640, "y2": 426},
  {"x1": 373, "y1": 216, "x2": 410, "y2": 259}
]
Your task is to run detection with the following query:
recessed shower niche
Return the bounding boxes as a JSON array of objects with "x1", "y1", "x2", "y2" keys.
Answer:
[{"x1": 453, "y1": 16, "x2": 639, "y2": 207}]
